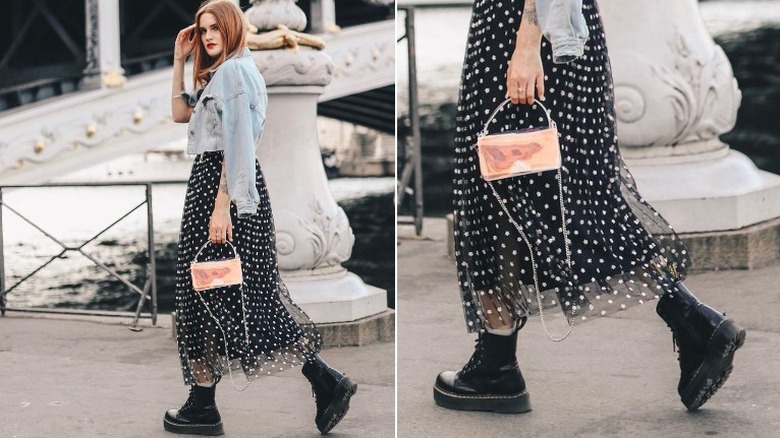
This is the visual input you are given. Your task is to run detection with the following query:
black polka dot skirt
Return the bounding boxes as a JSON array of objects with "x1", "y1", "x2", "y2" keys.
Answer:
[
  {"x1": 174, "y1": 151, "x2": 321, "y2": 386},
  {"x1": 453, "y1": 0, "x2": 691, "y2": 334}
]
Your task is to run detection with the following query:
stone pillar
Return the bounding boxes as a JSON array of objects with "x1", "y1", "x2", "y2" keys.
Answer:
[
  {"x1": 309, "y1": 0, "x2": 336, "y2": 34},
  {"x1": 599, "y1": 0, "x2": 780, "y2": 236},
  {"x1": 245, "y1": 0, "x2": 387, "y2": 323},
  {"x1": 83, "y1": 0, "x2": 126, "y2": 89}
]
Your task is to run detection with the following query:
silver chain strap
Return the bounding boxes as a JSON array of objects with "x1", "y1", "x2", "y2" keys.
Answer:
[
  {"x1": 486, "y1": 170, "x2": 574, "y2": 342},
  {"x1": 193, "y1": 240, "x2": 252, "y2": 391},
  {"x1": 195, "y1": 282, "x2": 252, "y2": 391}
]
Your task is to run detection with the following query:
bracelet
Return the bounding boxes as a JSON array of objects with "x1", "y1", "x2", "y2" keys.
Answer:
[{"x1": 172, "y1": 94, "x2": 183, "y2": 99}]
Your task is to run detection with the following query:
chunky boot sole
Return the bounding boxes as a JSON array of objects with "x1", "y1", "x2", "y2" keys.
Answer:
[
  {"x1": 163, "y1": 417, "x2": 225, "y2": 436},
  {"x1": 681, "y1": 319, "x2": 747, "y2": 411},
  {"x1": 317, "y1": 377, "x2": 358, "y2": 435},
  {"x1": 433, "y1": 383, "x2": 532, "y2": 414}
]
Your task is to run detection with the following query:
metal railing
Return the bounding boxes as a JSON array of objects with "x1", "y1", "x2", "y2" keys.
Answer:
[
  {"x1": 397, "y1": 5, "x2": 425, "y2": 236},
  {"x1": 0, "y1": 182, "x2": 157, "y2": 330}
]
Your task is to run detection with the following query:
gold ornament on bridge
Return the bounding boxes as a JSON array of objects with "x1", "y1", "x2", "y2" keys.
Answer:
[
  {"x1": 324, "y1": 23, "x2": 341, "y2": 34},
  {"x1": 103, "y1": 70, "x2": 127, "y2": 88},
  {"x1": 86, "y1": 122, "x2": 98, "y2": 138},
  {"x1": 247, "y1": 24, "x2": 326, "y2": 52},
  {"x1": 34, "y1": 139, "x2": 46, "y2": 154}
]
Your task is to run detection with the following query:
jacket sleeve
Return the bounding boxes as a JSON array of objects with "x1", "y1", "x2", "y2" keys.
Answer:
[
  {"x1": 220, "y1": 89, "x2": 261, "y2": 219},
  {"x1": 535, "y1": 0, "x2": 589, "y2": 64}
]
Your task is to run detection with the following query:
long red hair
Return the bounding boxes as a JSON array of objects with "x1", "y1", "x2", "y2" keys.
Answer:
[{"x1": 192, "y1": 0, "x2": 248, "y2": 88}]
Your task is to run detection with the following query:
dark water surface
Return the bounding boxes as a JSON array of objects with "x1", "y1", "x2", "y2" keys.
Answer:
[{"x1": 2, "y1": 179, "x2": 395, "y2": 313}]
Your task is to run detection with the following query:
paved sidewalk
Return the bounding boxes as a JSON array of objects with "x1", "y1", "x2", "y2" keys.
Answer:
[
  {"x1": 0, "y1": 314, "x2": 394, "y2": 438},
  {"x1": 398, "y1": 217, "x2": 780, "y2": 438}
]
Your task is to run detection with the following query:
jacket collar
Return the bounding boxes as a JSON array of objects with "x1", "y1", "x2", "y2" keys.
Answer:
[{"x1": 209, "y1": 47, "x2": 250, "y2": 73}]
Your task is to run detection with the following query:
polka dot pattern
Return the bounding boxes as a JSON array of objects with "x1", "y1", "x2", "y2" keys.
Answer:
[
  {"x1": 174, "y1": 151, "x2": 321, "y2": 386},
  {"x1": 452, "y1": 0, "x2": 691, "y2": 333}
]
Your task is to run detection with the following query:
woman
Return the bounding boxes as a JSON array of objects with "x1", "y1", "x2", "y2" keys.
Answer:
[
  {"x1": 165, "y1": 1, "x2": 356, "y2": 435},
  {"x1": 434, "y1": 0, "x2": 746, "y2": 414}
]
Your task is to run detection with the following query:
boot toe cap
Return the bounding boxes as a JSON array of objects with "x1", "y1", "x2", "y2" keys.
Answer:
[
  {"x1": 435, "y1": 370, "x2": 458, "y2": 389},
  {"x1": 164, "y1": 409, "x2": 179, "y2": 421}
]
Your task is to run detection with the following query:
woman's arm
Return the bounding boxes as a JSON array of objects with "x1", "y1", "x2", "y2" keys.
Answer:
[
  {"x1": 172, "y1": 24, "x2": 196, "y2": 123},
  {"x1": 209, "y1": 161, "x2": 233, "y2": 244},
  {"x1": 506, "y1": 0, "x2": 546, "y2": 105}
]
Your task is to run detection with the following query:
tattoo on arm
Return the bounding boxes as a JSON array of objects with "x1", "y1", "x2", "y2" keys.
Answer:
[
  {"x1": 523, "y1": 0, "x2": 539, "y2": 26},
  {"x1": 218, "y1": 164, "x2": 229, "y2": 195}
]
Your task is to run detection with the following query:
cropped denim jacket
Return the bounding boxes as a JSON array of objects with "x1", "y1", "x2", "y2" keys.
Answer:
[
  {"x1": 182, "y1": 47, "x2": 268, "y2": 218},
  {"x1": 536, "y1": 0, "x2": 589, "y2": 64}
]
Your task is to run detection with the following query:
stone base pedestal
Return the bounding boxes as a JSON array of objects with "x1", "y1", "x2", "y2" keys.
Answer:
[
  {"x1": 282, "y1": 268, "x2": 388, "y2": 324},
  {"x1": 625, "y1": 147, "x2": 780, "y2": 270},
  {"x1": 317, "y1": 310, "x2": 395, "y2": 347},
  {"x1": 680, "y1": 217, "x2": 780, "y2": 271},
  {"x1": 626, "y1": 148, "x2": 780, "y2": 233},
  {"x1": 171, "y1": 306, "x2": 393, "y2": 347}
]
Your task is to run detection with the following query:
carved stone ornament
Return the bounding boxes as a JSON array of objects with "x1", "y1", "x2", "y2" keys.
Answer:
[
  {"x1": 599, "y1": 0, "x2": 743, "y2": 152},
  {"x1": 252, "y1": 49, "x2": 333, "y2": 86},
  {"x1": 274, "y1": 199, "x2": 354, "y2": 271},
  {"x1": 612, "y1": 28, "x2": 740, "y2": 149},
  {"x1": 245, "y1": 0, "x2": 307, "y2": 32}
]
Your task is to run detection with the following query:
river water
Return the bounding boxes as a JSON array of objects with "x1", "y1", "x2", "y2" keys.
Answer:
[
  {"x1": 397, "y1": 0, "x2": 780, "y2": 215},
  {"x1": 1, "y1": 174, "x2": 395, "y2": 313}
]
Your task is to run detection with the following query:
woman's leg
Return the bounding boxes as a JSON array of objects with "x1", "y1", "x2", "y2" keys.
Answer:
[{"x1": 479, "y1": 292, "x2": 516, "y2": 334}]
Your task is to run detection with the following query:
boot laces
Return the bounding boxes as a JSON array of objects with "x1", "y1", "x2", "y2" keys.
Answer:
[
  {"x1": 180, "y1": 385, "x2": 197, "y2": 413},
  {"x1": 460, "y1": 335, "x2": 485, "y2": 375},
  {"x1": 667, "y1": 326, "x2": 702, "y2": 382}
]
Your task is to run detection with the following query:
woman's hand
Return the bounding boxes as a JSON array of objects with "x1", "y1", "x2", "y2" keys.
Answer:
[
  {"x1": 174, "y1": 24, "x2": 198, "y2": 62},
  {"x1": 209, "y1": 206, "x2": 233, "y2": 244},
  {"x1": 506, "y1": 46, "x2": 545, "y2": 106}
]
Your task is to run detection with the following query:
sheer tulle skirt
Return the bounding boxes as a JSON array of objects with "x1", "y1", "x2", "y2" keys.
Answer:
[
  {"x1": 174, "y1": 151, "x2": 321, "y2": 385},
  {"x1": 452, "y1": 0, "x2": 690, "y2": 333}
]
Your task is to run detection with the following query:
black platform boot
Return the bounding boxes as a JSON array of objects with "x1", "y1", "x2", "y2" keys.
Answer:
[
  {"x1": 163, "y1": 377, "x2": 224, "y2": 436},
  {"x1": 656, "y1": 282, "x2": 746, "y2": 411},
  {"x1": 301, "y1": 354, "x2": 358, "y2": 435},
  {"x1": 433, "y1": 328, "x2": 531, "y2": 414}
]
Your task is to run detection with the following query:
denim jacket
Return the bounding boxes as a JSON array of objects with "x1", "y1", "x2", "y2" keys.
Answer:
[
  {"x1": 182, "y1": 47, "x2": 268, "y2": 218},
  {"x1": 536, "y1": 0, "x2": 589, "y2": 64}
]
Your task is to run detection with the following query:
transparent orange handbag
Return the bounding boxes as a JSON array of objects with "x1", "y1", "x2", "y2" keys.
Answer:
[
  {"x1": 190, "y1": 240, "x2": 243, "y2": 292},
  {"x1": 476, "y1": 99, "x2": 561, "y2": 180}
]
